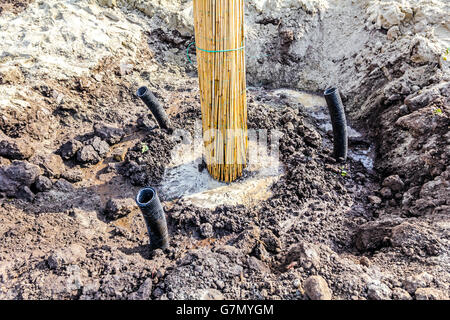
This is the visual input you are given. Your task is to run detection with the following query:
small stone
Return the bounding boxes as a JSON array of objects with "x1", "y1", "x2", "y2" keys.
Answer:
[
  {"x1": 89, "y1": 136, "x2": 109, "y2": 158},
  {"x1": 62, "y1": 169, "x2": 83, "y2": 182},
  {"x1": 382, "y1": 175, "x2": 404, "y2": 191},
  {"x1": 413, "y1": 20, "x2": 427, "y2": 33},
  {"x1": 94, "y1": 74, "x2": 103, "y2": 82},
  {"x1": 367, "y1": 281, "x2": 392, "y2": 300},
  {"x1": 399, "y1": 104, "x2": 409, "y2": 115},
  {"x1": 93, "y1": 123, "x2": 124, "y2": 145},
  {"x1": 0, "y1": 157, "x2": 11, "y2": 166},
  {"x1": 129, "y1": 278, "x2": 152, "y2": 300},
  {"x1": 0, "y1": 161, "x2": 40, "y2": 197},
  {"x1": 78, "y1": 78, "x2": 92, "y2": 90},
  {"x1": 251, "y1": 240, "x2": 269, "y2": 262},
  {"x1": 104, "y1": 198, "x2": 136, "y2": 220},
  {"x1": 16, "y1": 185, "x2": 35, "y2": 202},
  {"x1": 379, "y1": 187, "x2": 392, "y2": 199},
  {"x1": 47, "y1": 244, "x2": 86, "y2": 269},
  {"x1": 282, "y1": 242, "x2": 320, "y2": 270},
  {"x1": 34, "y1": 175, "x2": 52, "y2": 192},
  {"x1": 404, "y1": 88, "x2": 440, "y2": 112},
  {"x1": 388, "y1": 199, "x2": 397, "y2": 206},
  {"x1": 112, "y1": 148, "x2": 127, "y2": 162},
  {"x1": 355, "y1": 172, "x2": 366, "y2": 181},
  {"x1": 30, "y1": 153, "x2": 65, "y2": 178},
  {"x1": 59, "y1": 139, "x2": 83, "y2": 160},
  {"x1": 411, "y1": 85, "x2": 420, "y2": 92},
  {"x1": 247, "y1": 256, "x2": 269, "y2": 273},
  {"x1": 119, "y1": 62, "x2": 133, "y2": 76},
  {"x1": 387, "y1": 26, "x2": 400, "y2": 40},
  {"x1": 193, "y1": 265, "x2": 203, "y2": 273},
  {"x1": 5, "y1": 161, "x2": 41, "y2": 185},
  {"x1": 104, "y1": 11, "x2": 120, "y2": 22},
  {"x1": 404, "y1": 272, "x2": 433, "y2": 294},
  {"x1": 77, "y1": 145, "x2": 101, "y2": 164},
  {"x1": 368, "y1": 195, "x2": 382, "y2": 205},
  {"x1": 303, "y1": 127, "x2": 322, "y2": 148},
  {"x1": 199, "y1": 223, "x2": 214, "y2": 238},
  {"x1": 53, "y1": 179, "x2": 74, "y2": 192},
  {"x1": 279, "y1": 29, "x2": 295, "y2": 44},
  {"x1": 359, "y1": 256, "x2": 371, "y2": 267},
  {"x1": 354, "y1": 218, "x2": 403, "y2": 252},
  {"x1": 392, "y1": 288, "x2": 412, "y2": 300},
  {"x1": 0, "y1": 139, "x2": 35, "y2": 160},
  {"x1": 415, "y1": 287, "x2": 447, "y2": 300},
  {"x1": 152, "y1": 249, "x2": 164, "y2": 259},
  {"x1": 304, "y1": 276, "x2": 332, "y2": 300},
  {"x1": 137, "y1": 116, "x2": 157, "y2": 130},
  {"x1": 215, "y1": 280, "x2": 225, "y2": 290},
  {"x1": 105, "y1": 162, "x2": 119, "y2": 173},
  {"x1": 402, "y1": 186, "x2": 420, "y2": 207},
  {"x1": 152, "y1": 287, "x2": 164, "y2": 299}
]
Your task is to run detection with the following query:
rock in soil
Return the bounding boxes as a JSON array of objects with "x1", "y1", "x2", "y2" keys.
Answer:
[
  {"x1": 94, "y1": 123, "x2": 125, "y2": 145},
  {"x1": 47, "y1": 244, "x2": 87, "y2": 269},
  {"x1": 0, "y1": 139, "x2": 35, "y2": 160},
  {"x1": 34, "y1": 175, "x2": 53, "y2": 192},
  {"x1": 303, "y1": 276, "x2": 332, "y2": 300},
  {"x1": 0, "y1": 161, "x2": 40, "y2": 197},
  {"x1": 104, "y1": 198, "x2": 136, "y2": 220},
  {"x1": 59, "y1": 139, "x2": 83, "y2": 160}
]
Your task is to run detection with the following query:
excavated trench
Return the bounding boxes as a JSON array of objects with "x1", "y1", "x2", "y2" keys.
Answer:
[{"x1": 0, "y1": 0, "x2": 449, "y2": 300}]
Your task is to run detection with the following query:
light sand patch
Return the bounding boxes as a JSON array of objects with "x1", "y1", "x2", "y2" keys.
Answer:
[{"x1": 0, "y1": 0, "x2": 145, "y2": 80}]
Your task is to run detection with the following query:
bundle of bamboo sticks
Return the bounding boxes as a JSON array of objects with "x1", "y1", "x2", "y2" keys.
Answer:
[{"x1": 193, "y1": 0, "x2": 248, "y2": 182}]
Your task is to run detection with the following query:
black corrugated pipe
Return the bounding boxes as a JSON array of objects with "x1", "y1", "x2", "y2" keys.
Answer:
[
  {"x1": 136, "y1": 187, "x2": 169, "y2": 250},
  {"x1": 136, "y1": 86, "x2": 173, "y2": 133},
  {"x1": 324, "y1": 87, "x2": 348, "y2": 162}
]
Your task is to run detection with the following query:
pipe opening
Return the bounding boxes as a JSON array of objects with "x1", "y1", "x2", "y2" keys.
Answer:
[
  {"x1": 136, "y1": 187, "x2": 155, "y2": 206},
  {"x1": 136, "y1": 86, "x2": 148, "y2": 98},
  {"x1": 324, "y1": 87, "x2": 337, "y2": 96}
]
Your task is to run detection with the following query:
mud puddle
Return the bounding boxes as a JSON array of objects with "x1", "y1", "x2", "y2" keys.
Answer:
[{"x1": 159, "y1": 131, "x2": 284, "y2": 209}]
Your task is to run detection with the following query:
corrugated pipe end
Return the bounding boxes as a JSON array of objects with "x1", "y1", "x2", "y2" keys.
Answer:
[
  {"x1": 136, "y1": 187, "x2": 169, "y2": 251},
  {"x1": 136, "y1": 86, "x2": 149, "y2": 98},
  {"x1": 324, "y1": 87, "x2": 348, "y2": 162},
  {"x1": 136, "y1": 86, "x2": 173, "y2": 134},
  {"x1": 136, "y1": 187, "x2": 156, "y2": 207}
]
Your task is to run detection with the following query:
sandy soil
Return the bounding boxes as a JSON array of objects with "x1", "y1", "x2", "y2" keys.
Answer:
[{"x1": 0, "y1": 0, "x2": 449, "y2": 300}]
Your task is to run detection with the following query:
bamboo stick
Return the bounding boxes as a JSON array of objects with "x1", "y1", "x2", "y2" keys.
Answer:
[{"x1": 193, "y1": 0, "x2": 247, "y2": 182}]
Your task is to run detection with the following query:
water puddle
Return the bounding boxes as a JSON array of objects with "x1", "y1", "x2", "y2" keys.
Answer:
[{"x1": 159, "y1": 137, "x2": 283, "y2": 209}]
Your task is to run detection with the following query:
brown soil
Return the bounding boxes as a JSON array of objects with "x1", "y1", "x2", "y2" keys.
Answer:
[
  {"x1": 0, "y1": 2, "x2": 449, "y2": 301},
  {"x1": 0, "y1": 0, "x2": 33, "y2": 15}
]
